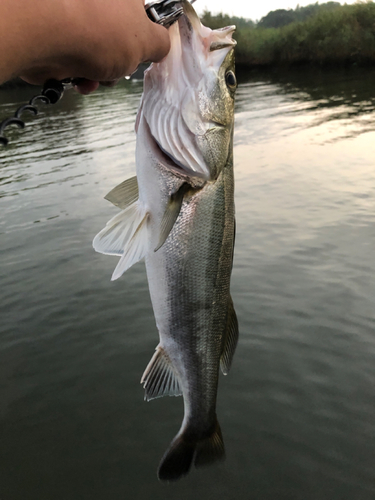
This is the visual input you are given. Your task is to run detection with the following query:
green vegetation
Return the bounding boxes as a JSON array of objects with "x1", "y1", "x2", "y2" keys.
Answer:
[
  {"x1": 257, "y1": 2, "x2": 341, "y2": 28},
  {"x1": 201, "y1": 1, "x2": 375, "y2": 67},
  {"x1": 200, "y1": 11, "x2": 255, "y2": 30}
]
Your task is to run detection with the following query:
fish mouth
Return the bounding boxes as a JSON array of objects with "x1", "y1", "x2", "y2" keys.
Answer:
[
  {"x1": 179, "y1": 2, "x2": 236, "y2": 53},
  {"x1": 139, "y1": 1, "x2": 234, "y2": 181}
]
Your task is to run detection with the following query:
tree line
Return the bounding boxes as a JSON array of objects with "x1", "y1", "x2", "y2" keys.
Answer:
[{"x1": 201, "y1": 1, "x2": 375, "y2": 67}]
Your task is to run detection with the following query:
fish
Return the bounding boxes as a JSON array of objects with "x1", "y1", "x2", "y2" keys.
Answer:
[{"x1": 93, "y1": 0, "x2": 238, "y2": 482}]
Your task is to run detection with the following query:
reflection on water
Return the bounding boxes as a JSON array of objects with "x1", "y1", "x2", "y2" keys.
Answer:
[
  {"x1": 236, "y1": 67, "x2": 375, "y2": 144},
  {"x1": 1, "y1": 70, "x2": 375, "y2": 499}
]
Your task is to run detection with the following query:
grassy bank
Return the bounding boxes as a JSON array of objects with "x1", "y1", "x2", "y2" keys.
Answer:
[{"x1": 202, "y1": 1, "x2": 375, "y2": 67}]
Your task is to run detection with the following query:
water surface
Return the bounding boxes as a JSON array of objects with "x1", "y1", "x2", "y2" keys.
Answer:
[{"x1": 1, "y1": 68, "x2": 375, "y2": 499}]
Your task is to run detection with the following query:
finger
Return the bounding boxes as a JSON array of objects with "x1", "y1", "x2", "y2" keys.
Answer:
[
  {"x1": 99, "y1": 79, "x2": 119, "y2": 87},
  {"x1": 74, "y1": 79, "x2": 100, "y2": 95}
]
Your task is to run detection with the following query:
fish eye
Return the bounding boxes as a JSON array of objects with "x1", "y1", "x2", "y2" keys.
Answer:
[{"x1": 225, "y1": 71, "x2": 237, "y2": 90}]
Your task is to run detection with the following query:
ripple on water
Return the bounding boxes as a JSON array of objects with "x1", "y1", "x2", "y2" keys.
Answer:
[{"x1": 1, "y1": 72, "x2": 375, "y2": 499}]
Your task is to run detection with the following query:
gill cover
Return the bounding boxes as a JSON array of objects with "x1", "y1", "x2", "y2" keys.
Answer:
[{"x1": 141, "y1": 1, "x2": 236, "y2": 180}]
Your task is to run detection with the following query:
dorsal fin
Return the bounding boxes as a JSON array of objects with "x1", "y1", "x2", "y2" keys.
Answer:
[{"x1": 220, "y1": 296, "x2": 239, "y2": 375}]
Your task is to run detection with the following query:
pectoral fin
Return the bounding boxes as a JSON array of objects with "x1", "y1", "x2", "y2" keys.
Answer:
[
  {"x1": 220, "y1": 296, "x2": 239, "y2": 375},
  {"x1": 154, "y1": 182, "x2": 192, "y2": 252},
  {"x1": 104, "y1": 176, "x2": 139, "y2": 209},
  {"x1": 141, "y1": 346, "x2": 182, "y2": 401}
]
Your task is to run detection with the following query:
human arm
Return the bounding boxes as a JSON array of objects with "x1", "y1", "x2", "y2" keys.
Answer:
[{"x1": 0, "y1": 0, "x2": 170, "y2": 92}]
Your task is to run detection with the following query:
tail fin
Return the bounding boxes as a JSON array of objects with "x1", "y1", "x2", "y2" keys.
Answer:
[
  {"x1": 158, "y1": 419, "x2": 225, "y2": 482},
  {"x1": 157, "y1": 436, "x2": 196, "y2": 482}
]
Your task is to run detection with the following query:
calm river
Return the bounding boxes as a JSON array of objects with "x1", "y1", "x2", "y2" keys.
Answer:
[{"x1": 1, "y1": 67, "x2": 375, "y2": 500}]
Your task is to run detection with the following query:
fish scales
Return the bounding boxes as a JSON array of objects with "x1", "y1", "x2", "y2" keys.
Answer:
[
  {"x1": 93, "y1": 0, "x2": 238, "y2": 481},
  {"x1": 147, "y1": 169, "x2": 234, "y2": 402}
]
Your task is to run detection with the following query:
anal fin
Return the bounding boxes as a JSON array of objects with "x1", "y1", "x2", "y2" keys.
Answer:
[
  {"x1": 141, "y1": 346, "x2": 182, "y2": 401},
  {"x1": 220, "y1": 296, "x2": 239, "y2": 375}
]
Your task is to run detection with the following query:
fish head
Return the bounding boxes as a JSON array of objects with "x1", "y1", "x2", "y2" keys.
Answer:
[{"x1": 140, "y1": 1, "x2": 237, "y2": 181}]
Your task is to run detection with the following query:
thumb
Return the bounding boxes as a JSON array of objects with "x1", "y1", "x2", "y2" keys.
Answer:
[{"x1": 142, "y1": 21, "x2": 171, "y2": 63}]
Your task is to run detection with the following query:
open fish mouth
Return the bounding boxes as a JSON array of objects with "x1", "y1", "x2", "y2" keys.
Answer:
[{"x1": 141, "y1": 3, "x2": 236, "y2": 181}]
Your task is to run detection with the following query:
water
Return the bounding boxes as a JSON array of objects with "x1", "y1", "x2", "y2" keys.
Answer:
[{"x1": 1, "y1": 68, "x2": 374, "y2": 499}]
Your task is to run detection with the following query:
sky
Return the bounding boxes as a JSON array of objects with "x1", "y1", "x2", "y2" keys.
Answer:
[{"x1": 195, "y1": 0, "x2": 358, "y2": 22}]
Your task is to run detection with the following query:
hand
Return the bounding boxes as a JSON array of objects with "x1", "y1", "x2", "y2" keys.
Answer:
[{"x1": 0, "y1": 0, "x2": 170, "y2": 93}]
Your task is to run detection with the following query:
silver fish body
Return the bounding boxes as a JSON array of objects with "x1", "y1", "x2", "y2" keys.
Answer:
[{"x1": 93, "y1": 0, "x2": 238, "y2": 481}]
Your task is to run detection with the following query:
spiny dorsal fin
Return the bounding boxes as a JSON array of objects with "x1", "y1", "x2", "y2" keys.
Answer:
[
  {"x1": 154, "y1": 182, "x2": 192, "y2": 252},
  {"x1": 141, "y1": 346, "x2": 182, "y2": 401},
  {"x1": 104, "y1": 176, "x2": 139, "y2": 209},
  {"x1": 220, "y1": 296, "x2": 239, "y2": 375}
]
